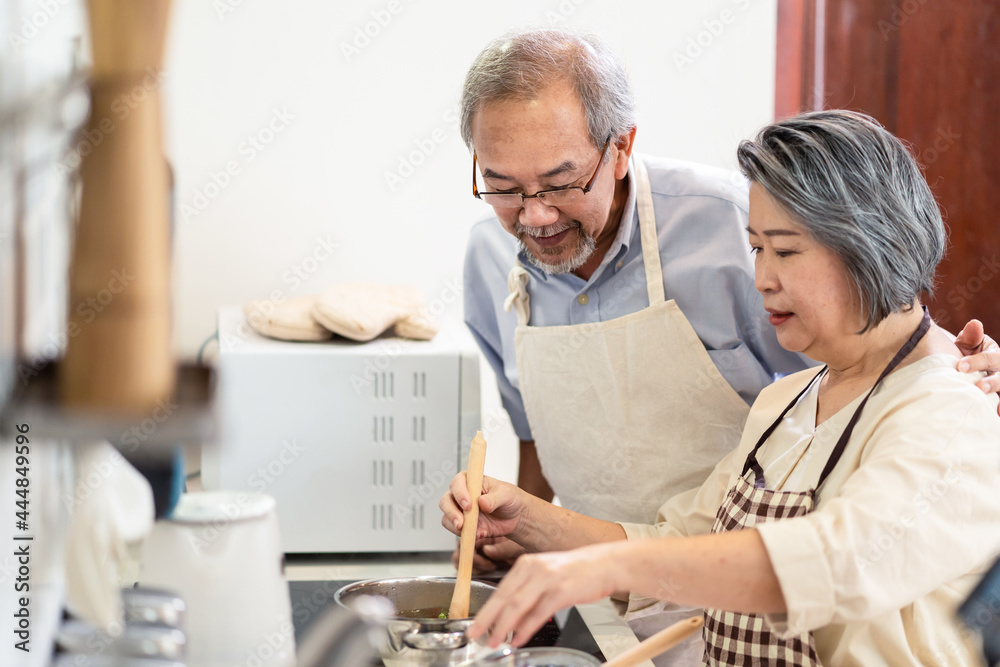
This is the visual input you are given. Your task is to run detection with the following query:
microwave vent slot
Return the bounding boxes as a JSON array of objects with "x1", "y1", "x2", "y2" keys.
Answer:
[
  {"x1": 411, "y1": 459, "x2": 426, "y2": 485},
  {"x1": 410, "y1": 503, "x2": 425, "y2": 530},
  {"x1": 373, "y1": 416, "x2": 395, "y2": 443},
  {"x1": 411, "y1": 416, "x2": 426, "y2": 443},
  {"x1": 374, "y1": 372, "x2": 395, "y2": 400},
  {"x1": 372, "y1": 459, "x2": 394, "y2": 487},
  {"x1": 369, "y1": 503, "x2": 427, "y2": 531},
  {"x1": 372, "y1": 503, "x2": 395, "y2": 530},
  {"x1": 413, "y1": 372, "x2": 427, "y2": 399},
  {"x1": 395, "y1": 503, "x2": 426, "y2": 530}
]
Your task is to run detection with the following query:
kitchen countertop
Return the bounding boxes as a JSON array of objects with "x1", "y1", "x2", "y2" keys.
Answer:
[
  {"x1": 124, "y1": 544, "x2": 655, "y2": 665},
  {"x1": 283, "y1": 552, "x2": 655, "y2": 666},
  {"x1": 121, "y1": 476, "x2": 654, "y2": 665}
]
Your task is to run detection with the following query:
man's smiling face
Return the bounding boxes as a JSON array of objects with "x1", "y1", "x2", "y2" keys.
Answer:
[{"x1": 470, "y1": 80, "x2": 630, "y2": 275}]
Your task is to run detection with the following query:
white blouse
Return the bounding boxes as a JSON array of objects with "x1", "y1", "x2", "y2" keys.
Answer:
[{"x1": 620, "y1": 354, "x2": 1000, "y2": 665}]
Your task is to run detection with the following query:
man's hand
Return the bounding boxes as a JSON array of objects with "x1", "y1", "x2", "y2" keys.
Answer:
[
  {"x1": 441, "y1": 469, "x2": 626, "y2": 555},
  {"x1": 440, "y1": 473, "x2": 529, "y2": 542},
  {"x1": 954, "y1": 319, "x2": 1000, "y2": 411},
  {"x1": 450, "y1": 536, "x2": 527, "y2": 574}
]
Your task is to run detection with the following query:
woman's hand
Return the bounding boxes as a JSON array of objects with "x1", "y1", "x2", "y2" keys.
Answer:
[
  {"x1": 466, "y1": 543, "x2": 623, "y2": 648},
  {"x1": 440, "y1": 474, "x2": 529, "y2": 542}
]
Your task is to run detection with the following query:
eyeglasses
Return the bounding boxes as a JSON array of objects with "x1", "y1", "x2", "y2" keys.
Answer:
[{"x1": 472, "y1": 137, "x2": 611, "y2": 209}]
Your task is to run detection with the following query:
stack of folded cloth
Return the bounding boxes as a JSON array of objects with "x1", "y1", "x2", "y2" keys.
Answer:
[{"x1": 243, "y1": 283, "x2": 438, "y2": 342}]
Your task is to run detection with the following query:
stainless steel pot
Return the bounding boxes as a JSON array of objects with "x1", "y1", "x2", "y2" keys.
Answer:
[
  {"x1": 335, "y1": 576, "x2": 497, "y2": 667},
  {"x1": 472, "y1": 647, "x2": 602, "y2": 666}
]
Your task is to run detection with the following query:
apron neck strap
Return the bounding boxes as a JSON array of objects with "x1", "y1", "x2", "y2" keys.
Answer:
[
  {"x1": 504, "y1": 265, "x2": 531, "y2": 327},
  {"x1": 742, "y1": 366, "x2": 825, "y2": 485},
  {"x1": 814, "y1": 306, "x2": 931, "y2": 488},
  {"x1": 743, "y1": 306, "x2": 932, "y2": 490},
  {"x1": 632, "y1": 156, "x2": 666, "y2": 306}
]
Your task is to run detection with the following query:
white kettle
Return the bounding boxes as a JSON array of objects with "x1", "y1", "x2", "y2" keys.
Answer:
[{"x1": 139, "y1": 491, "x2": 296, "y2": 667}]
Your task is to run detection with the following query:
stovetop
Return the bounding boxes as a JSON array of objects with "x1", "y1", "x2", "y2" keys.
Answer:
[{"x1": 288, "y1": 579, "x2": 605, "y2": 663}]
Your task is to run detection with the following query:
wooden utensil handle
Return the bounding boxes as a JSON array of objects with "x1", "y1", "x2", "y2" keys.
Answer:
[
  {"x1": 603, "y1": 616, "x2": 703, "y2": 667},
  {"x1": 60, "y1": 0, "x2": 175, "y2": 413},
  {"x1": 449, "y1": 431, "x2": 488, "y2": 619}
]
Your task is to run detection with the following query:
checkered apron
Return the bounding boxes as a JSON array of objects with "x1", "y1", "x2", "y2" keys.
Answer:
[
  {"x1": 703, "y1": 470, "x2": 822, "y2": 666},
  {"x1": 702, "y1": 308, "x2": 931, "y2": 666}
]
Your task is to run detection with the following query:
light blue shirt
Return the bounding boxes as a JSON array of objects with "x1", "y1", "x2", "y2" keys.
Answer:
[{"x1": 463, "y1": 154, "x2": 814, "y2": 441}]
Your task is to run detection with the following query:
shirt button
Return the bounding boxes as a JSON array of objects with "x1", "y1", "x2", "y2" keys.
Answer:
[
  {"x1": 577, "y1": 294, "x2": 590, "y2": 305},
  {"x1": 615, "y1": 260, "x2": 623, "y2": 270}
]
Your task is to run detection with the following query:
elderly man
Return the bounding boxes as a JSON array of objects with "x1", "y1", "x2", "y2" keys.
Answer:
[{"x1": 457, "y1": 28, "x2": 999, "y2": 665}]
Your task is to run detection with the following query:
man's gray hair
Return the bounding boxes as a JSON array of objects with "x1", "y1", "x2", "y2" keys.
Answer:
[
  {"x1": 460, "y1": 28, "x2": 636, "y2": 152},
  {"x1": 737, "y1": 109, "x2": 945, "y2": 332}
]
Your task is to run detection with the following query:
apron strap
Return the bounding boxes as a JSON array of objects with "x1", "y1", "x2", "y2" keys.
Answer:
[
  {"x1": 632, "y1": 156, "x2": 666, "y2": 306},
  {"x1": 743, "y1": 306, "x2": 932, "y2": 491},
  {"x1": 742, "y1": 367, "x2": 825, "y2": 485},
  {"x1": 505, "y1": 154, "x2": 663, "y2": 325},
  {"x1": 504, "y1": 265, "x2": 531, "y2": 326},
  {"x1": 815, "y1": 306, "x2": 931, "y2": 488}
]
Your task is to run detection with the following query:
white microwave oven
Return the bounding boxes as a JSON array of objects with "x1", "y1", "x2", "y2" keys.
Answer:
[{"x1": 203, "y1": 307, "x2": 481, "y2": 553}]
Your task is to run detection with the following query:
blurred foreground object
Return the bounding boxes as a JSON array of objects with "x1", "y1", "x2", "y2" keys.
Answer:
[
  {"x1": 64, "y1": 441, "x2": 155, "y2": 630},
  {"x1": 59, "y1": 0, "x2": 175, "y2": 411},
  {"x1": 959, "y1": 554, "x2": 1000, "y2": 666}
]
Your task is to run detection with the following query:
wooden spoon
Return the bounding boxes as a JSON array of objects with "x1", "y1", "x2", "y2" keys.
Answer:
[
  {"x1": 449, "y1": 431, "x2": 488, "y2": 619},
  {"x1": 603, "y1": 615, "x2": 704, "y2": 667}
]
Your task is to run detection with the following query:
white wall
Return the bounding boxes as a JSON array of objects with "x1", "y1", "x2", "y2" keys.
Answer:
[{"x1": 164, "y1": 0, "x2": 777, "y2": 481}]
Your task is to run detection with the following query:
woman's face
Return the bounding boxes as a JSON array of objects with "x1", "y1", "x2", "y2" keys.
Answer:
[{"x1": 748, "y1": 183, "x2": 866, "y2": 361}]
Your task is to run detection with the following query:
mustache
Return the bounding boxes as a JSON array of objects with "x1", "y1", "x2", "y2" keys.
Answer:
[{"x1": 514, "y1": 220, "x2": 581, "y2": 238}]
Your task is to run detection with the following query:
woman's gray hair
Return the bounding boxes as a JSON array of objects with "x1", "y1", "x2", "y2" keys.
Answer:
[
  {"x1": 459, "y1": 28, "x2": 636, "y2": 152},
  {"x1": 737, "y1": 109, "x2": 946, "y2": 332}
]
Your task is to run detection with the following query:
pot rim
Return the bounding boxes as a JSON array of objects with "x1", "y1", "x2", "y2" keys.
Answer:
[{"x1": 333, "y1": 576, "x2": 497, "y2": 623}]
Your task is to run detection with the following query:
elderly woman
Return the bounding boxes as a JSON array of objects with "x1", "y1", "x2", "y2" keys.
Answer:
[{"x1": 441, "y1": 110, "x2": 1000, "y2": 665}]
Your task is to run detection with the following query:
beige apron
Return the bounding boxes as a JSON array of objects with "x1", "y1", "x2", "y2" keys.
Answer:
[{"x1": 504, "y1": 155, "x2": 752, "y2": 666}]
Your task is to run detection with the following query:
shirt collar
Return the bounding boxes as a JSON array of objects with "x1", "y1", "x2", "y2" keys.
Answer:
[{"x1": 606, "y1": 156, "x2": 639, "y2": 262}]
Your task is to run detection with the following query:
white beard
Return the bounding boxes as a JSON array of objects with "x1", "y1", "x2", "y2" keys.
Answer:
[{"x1": 516, "y1": 222, "x2": 597, "y2": 274}]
